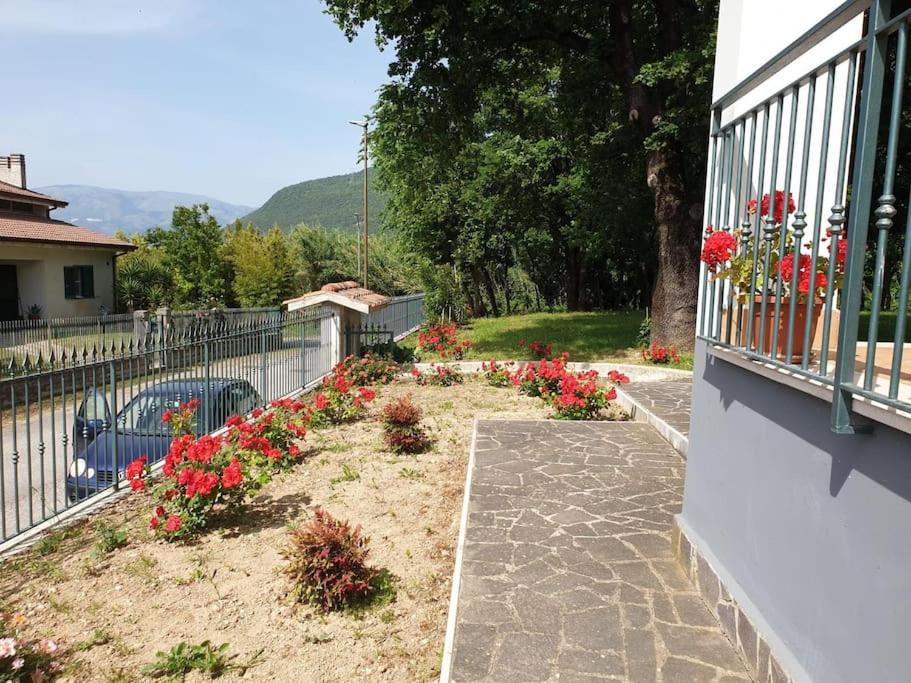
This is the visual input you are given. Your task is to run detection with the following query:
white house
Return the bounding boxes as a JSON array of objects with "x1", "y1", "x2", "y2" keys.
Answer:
[{"x1": 0, "y1": 154, "x2": 135, "y2": 321}]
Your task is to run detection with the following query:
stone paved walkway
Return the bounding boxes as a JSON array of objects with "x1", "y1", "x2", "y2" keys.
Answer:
[
  {"x1": 446, "y1": 420, "x2": 748, "y2": 682},
  {"x1": 619, "y1": 379, "x2": 692, "y2": 437}
]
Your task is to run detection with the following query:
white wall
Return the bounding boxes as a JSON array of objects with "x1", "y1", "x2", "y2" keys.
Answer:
[{"x1": 0, "y1": 242, "x2": 118, "y2": 318}]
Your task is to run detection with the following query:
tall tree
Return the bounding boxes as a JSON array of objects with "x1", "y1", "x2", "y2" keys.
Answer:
[
  {"x1": 146, "y1": 204, "x2": 229, "y2": 308},
  {"x1": 325, "y1": 0, "x2": 716, "y2": 346}
]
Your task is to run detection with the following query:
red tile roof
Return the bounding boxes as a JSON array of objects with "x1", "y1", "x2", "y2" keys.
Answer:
[
  {"x1": 284, "y1": 281, "x2": 391, "y2": 311},
  {"x1": 319, "y1": 281, "x2": 391, "y2": 307},
  {"x1": 0, "y1": 213, "x2": 135, "y2": 250},
  {"x1": 0, "y1": 181, "x2": 67, "y2": 207}
]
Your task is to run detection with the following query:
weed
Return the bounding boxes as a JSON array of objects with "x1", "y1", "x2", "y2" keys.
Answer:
[
  {"x1": 34, "y1": 530, "x2": 66, "y2": 556},
  {"x1": 380, "y1": 608, "x2": 397, "y2": 624},
  {"x1": 75, "y1": 628, "x2": 112, "y2": 652},
  {"x1": 105, "y1": 668, "x2": 135, "y2": 683},
  {"x1": 93, "y1": 521, "x2": 128, "y2": 557},
  {"x1": 399, "y1": 467, "x2": 423, "y2": 480},
  {"x1": 125, "y1": 553, "x2": 158, "y2": 580},
  {"x1": 330, "y1": 463, "x2": 360, "y2": 485},
  {"x1": 47, "y1": 594, "x2": 71, "y2": 613},
  {"x1": 142, "y1": 641, "x2": 237, "y2": 678}
]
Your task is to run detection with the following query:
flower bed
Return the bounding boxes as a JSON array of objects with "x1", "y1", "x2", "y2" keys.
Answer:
[{"x1": 0, "y1": 380, "x2": 550, "y2": 681}]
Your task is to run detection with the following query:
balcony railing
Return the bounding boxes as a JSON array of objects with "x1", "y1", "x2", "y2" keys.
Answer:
[{"x1": 698, "y1": 0, "x2": 911, "y2": 432}]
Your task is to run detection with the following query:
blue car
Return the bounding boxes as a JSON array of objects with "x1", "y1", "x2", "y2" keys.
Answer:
[{"x1": 66, "y1": 378, "x2": 260, "y2": 502}]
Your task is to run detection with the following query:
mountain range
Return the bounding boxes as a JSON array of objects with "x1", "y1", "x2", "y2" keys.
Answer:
[
  {"x1": 242, "y1": 169, "x2": 387, "y2": 232},
  {"x1": 38, "y1": 185, "x2": 253, "y2": 235},
  {"x1": 37, "y1": 170, "x2": 388, "y2": 236}
]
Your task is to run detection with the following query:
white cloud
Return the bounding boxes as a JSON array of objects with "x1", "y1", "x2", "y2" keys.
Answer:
[{"x1": 0, "y1": 0, "x2": 199, "y2": 35}]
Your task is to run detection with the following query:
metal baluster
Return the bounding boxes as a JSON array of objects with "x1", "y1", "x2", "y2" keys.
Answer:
[
  {"x1": 822, "y1": 52, "x2": 858, "y2": 377},
  {"x1": 746, "y1": 103, "x2": 772, "y2": 352},
  {"x1": 802, "y1": 61, "x2": 837, "y2": 369},
  {"x1": 700, "y1": 133, "x2": 720, "y2": 337},
  {"x1": 832, "y1": 0, "x2": 892, "y2": 433},
  {"x1": 786, "y1": 76, "x2": 816, "y2": 361},
  {"x1": 865, "y1": 21, "x2": 906, "y2": 391},
  {"x1": 726, "y1": 118, "x2": 748, "y2": 344},
  {"x1": 758, "y1": 95, "x2": 785, "y2": 356},
  {"x1": 714, "y1": 128, "x2": 736, "y2": 339},
  {"x1": 770, "y1": 87, "x2": 800, "y2": 359}
]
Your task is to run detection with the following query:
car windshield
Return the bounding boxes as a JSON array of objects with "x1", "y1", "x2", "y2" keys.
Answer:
[{"x1": 117, "y1": 394, "x2": 199, "y2": 435}]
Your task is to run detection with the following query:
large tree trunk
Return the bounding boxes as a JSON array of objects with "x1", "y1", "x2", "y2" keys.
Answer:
[
  {"x1": 481, "y1": 266, "x2": 501, "y2": 317},
  {"x1": 646, "y1": 146, "x2": 701, "y2": 350}
]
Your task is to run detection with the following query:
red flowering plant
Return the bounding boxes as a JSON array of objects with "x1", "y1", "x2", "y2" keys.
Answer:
[
  {"x1": 641, "y1": 343, "x2": 681, "y2": 365},
  {"x1": 702, "y1": 191, "x2": 845, "y2": 303},
  {"x1": 129, "y1": 398, "x2": 311, "y2": 540},
  {"x1": 331, "y1": 353, "x2": 400, "y2": 386},
  {"x1": 518, "y1": 339, "x2": 554, "y2": 359},
  {"x1": 309, "y1": 371, "x2": 377, "y2": 426},
  {"x1": 416, "y1": 322, "x2": 473, "y2": 359},
  {"x1": 509, "y1": 355, "x2": 572, "y2": 397},
  {"x1": 0, "y1": 612, "x2": 63, "y2": 681},
  {"x1": 546, "y1": 372, "x2": 618, "y2": 420},
  {"x1": 412, "y1": 364, "x2": 464, "y2": 387},
  {"x1": 481, "y1": 360, "x2": 515, "y2": 387}
]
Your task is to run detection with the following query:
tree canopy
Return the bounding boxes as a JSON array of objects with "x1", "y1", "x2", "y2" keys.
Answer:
[{"x1": 325, "y1": 0, "x2": 718, "y2": 347}]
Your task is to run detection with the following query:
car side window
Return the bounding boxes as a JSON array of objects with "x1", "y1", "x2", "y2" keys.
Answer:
[{"x1": 81, "y1": 389, "x2": 109, "y2": 421}]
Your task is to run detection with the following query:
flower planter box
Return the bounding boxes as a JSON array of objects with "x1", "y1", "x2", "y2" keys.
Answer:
[{"x1": 744, "y1": 296, "x2": 822, "y2": 362}]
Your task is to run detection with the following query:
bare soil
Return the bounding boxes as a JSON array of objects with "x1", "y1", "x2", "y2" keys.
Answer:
[{"x1": 0, "y1": 378, "x2": 554, "y2": 682}]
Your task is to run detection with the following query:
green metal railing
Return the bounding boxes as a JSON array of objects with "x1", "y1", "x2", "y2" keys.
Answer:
[
  {"x1": 698, "y1": 0, "x2": 911, "y2": 432},
  {"x1": 365, "y1": 293, "x2": 425, "y2": 341},
  {"x1": 0, "y1": 307, "x2": 336, "y2": 544}
]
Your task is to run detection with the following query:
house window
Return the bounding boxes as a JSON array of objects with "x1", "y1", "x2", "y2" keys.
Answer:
[{"x1": 64, "y1": 266, "x2": 95, "y2": 299}]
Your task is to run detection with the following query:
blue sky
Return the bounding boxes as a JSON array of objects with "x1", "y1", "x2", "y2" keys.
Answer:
[{"x1": 0, "y1": 0, "x2": 391, "y2": 207}]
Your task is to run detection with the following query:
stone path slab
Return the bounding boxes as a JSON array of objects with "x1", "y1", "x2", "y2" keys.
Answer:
[
  {"x1": 445, "y1": 420, "x2": 747, "y2": 682},
  {"x1": 618, "y1": 379, "x2": 692, "y2": 439}
]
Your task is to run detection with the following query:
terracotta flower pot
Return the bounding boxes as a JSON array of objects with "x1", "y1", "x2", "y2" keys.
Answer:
[{"x1": 746, "y1": 295, "x2": 822, "y2": 362}]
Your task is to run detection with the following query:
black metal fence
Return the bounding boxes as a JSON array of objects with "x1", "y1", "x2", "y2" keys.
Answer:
[{"x1": 0, "y1": 307, "x2": 335, "y2": 544}]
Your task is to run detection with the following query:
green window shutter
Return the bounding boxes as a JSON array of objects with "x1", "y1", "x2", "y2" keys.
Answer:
[
  {"x1": 82, "y1": 266, "x2": 95, "y2": 298},
  {"x1": 64, "y1": 266, "x2": 77, "y2": 298}
]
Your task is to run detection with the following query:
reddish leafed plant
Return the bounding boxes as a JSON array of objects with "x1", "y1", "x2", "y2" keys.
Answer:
[
  {"x1": 282, "y1": 508, "x2": 379, "y2": 612},
  {"x1": 381, "y1": 396, "x2": 431, "y2": 454}
]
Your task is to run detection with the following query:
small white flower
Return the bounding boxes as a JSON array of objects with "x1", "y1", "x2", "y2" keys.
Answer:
[
  {"x1": 0, "y1": 637, "x2": 17, "y2": 658},
  {"x1": 11, "y1": 657, "x2": 24, "y2": 670}
]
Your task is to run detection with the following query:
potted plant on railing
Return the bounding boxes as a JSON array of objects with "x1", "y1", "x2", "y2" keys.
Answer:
[{"x1": 701, "y1": 191, "x2": 846, "y2": 361}]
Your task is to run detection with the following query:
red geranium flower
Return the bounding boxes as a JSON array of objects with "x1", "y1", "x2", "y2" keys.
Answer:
[{"x1": 164, "y1": 515, "x2": 182, "y2": 533}]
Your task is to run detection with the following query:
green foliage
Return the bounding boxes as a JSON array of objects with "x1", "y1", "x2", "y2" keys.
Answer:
[
  {"x1": 142, "y1": 641, "x2": 238, "y2": 678},
  {"x1": 146, "y1": 204, "x2": 229, "y2": 308},
  {"x1": 325, "y1": 0, "x2": 718, "y2": 342},
  {"x1": 92, "y1": 521, "x2": 128, "y2": 556},
  {"x1": 243, "y1": 169, "x2": 388, "y2": 231},
  {"x1": 223, "y1": 223, "x2": 296, "y2": 306}
]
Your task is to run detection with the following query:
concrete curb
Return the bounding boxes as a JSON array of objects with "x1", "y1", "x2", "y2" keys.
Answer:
[
  {"x1": 439, "y1": 417, "x2": 479, "y2": 683},
  {"x1": 613, "y1": 386, "x2": 689, "y2": 458}
]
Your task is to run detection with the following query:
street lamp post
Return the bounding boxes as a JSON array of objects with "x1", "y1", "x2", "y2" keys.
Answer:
[
  {"x1": 349, "y1": 119, "x2": 369, "y2": 289},
  {"x1": 354, "y1": 213, "x2": 361, "y2": 278}
]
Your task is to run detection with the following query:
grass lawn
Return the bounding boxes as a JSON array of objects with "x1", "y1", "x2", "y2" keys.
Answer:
[{"x1": 403, "y1": 310, "x2": 650, "y2": 363}]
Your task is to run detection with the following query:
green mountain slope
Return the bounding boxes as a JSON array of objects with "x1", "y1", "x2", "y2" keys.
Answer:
[{"x1": 243, "y1": 169, "x2": 387, "y2": 231}]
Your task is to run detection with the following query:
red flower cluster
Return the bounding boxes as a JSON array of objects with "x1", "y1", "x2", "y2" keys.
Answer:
[
  {"x1": 641, "y1": 343, "x2": 681, "y2": 365},
  {"x1": 518, "y1": 339, "x2": 554, "y2": 359},
  {"x1": 778, "y1": 253, "x2": 828, "y2": 295},
  {"x1": 133, "y1": 397, "x2": 311, "y2": 540},
  {"x1": 417, "y1": 322, "x2": 473, "y2": 359},
  {"x1": 331, "y1": 354, "x2": 400, "y2": 386},
  {"x1": 746, "y1": 191, "x2": 796, "y2": 225},
  {"x1": 701, "y1": 230, "x2": 737, "y2": 271},
  {"x1": 499, "y1": 357, "x2": 626, "y2": 420},
  {"x1": 310, "y1": 367, "x2": 377, "y2": 425},
  {"x1": 481, "y1": 360, "x2": 515, "y2": 387}
]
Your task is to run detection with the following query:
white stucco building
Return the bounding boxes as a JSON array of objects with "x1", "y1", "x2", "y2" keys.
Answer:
[{"x1": 0, "y1": 154, "x2": 135, "y2": 320}]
